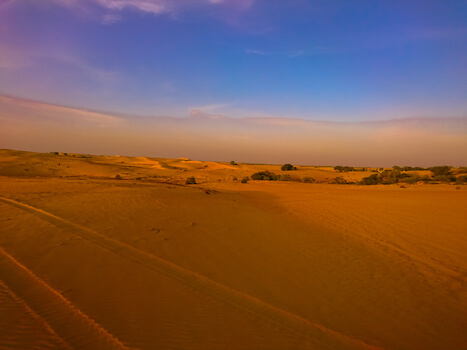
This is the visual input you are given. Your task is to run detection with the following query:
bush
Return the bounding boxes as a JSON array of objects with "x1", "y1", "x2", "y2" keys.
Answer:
[
  {"x1": 420, "y1": 175, "x2": 432, "y2": 182},
  {"x1": 115, "y1": 174, "x2": 122, "y2": 180},
  {"x1": 251, "y1": 171, "x2": 279, "y2": 181},
  {"x1": 334, "y1": 166, "x2": 355, "y2": 172},
  {"x1": 331, "y1": 176, "x2": 347, "y2": 184},
  {"x1": 456, "y1": 175, "x2": 467, "y2": 183},
  {"x1": 429, "y1": 166, "x2": 452, "y2": 176},
  {"x1": 241, "y1": 176, "x2": 249, "y2": 183},
  {"x1": 279, "y1": 174, "x2": 292, "y2": 181},
  {"x1": 359, "y1": 174, "x2": 380, "y2": 185},
  {"x1": 230, "y1": 161, "x2": 237, "y2": 166},
  {"x1": 281, "y1": 164, "x2": 297, "y2": 171},
  {"x1": 360, "y1": 169, "x2": 425, "y2": 185},
  {"x1": 186, "y1": 176, "x2": 197, "y2": 184},
  {"x1": 232, "y1": 176, "x2": 238, "y2": 181},
  {"x1": 399, "y1": 176, "x2": 419, "y2": 184},
  {"x1": 302, "y1": 177, "x2": 314, "y2": 183},
  {"x1": 433, "y1": 175, "x2": 456, "y2": 182}
]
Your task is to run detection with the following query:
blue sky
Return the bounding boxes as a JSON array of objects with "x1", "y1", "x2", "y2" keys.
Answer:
[{"x1": 1, "y1": 0, "x2": 466, "y2": 121}]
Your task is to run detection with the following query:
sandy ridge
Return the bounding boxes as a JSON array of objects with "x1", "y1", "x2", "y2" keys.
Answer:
[
  {"x1": 0, "y1": 279, "x2": 72, "y2": 350},
  {"x1": 0, "y1": 195, "x2": 381, "y2": 350},
  {"x1": 0, "y1": 249, "x2": 131, "y2": 350}
]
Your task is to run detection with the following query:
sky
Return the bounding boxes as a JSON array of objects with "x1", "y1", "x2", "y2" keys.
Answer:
[{"x1": 1, "y1": 0, "x2": 466, "y2": 165}]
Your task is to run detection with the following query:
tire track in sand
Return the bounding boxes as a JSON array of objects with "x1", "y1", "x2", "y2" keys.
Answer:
[
  {"x1": 0, "y1": 279, "x2": 72, "y2": 350},
  {"x1": 0, "y1": 196, "x2": 381, "y2": 350},
  {"x1": 0, "y1": 249, "x2": 130, "y2": 350}
]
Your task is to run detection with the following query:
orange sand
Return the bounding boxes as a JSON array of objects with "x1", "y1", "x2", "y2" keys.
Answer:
[{"x1": 0, "y1": 149, "x2": 466, "y2": 349}]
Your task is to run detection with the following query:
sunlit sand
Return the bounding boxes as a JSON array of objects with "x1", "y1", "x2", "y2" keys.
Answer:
[{"x1": 0, "y1": 149, "x2": 466, "y2": 349}]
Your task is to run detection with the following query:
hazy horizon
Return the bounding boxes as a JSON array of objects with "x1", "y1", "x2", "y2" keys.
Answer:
[{"x1": 1, "y1": 95, "x2": 466, "y2": 167}]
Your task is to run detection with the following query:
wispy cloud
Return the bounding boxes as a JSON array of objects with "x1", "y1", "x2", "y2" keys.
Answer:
[
  {"x1": 0, "y1": 95, "x2": 123, "y2": 126},
  {"x1": 101, "y1": 13, "x2": 122, "y2": 24},
  {"x1": 245, "y1": 47, "x2": 339, "y2": 58},
  {"x1": 189, "y1": 103, "x2": 232, "y2": 113},
  {"x1": 94, "y1": 0, "x2": 167, "y2": 15},
  {"x1": 1, "y1": 95, "x2": 465, "y2": 166},
  {"x1": 48, "y1": 0, "x2": 255, "y2": 21},
  {"x1": 38, "y1": 51, "x2": 119, "y2": 82},
  {"x1": 246, "y1": 49, "x2": 269, "y2": 55},
  {"x1": 0, "y1": 44, "x2": 118, "y2": 83}
]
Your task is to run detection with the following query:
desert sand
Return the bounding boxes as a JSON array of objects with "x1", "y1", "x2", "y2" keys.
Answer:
[{"x1": 0, "y1": 149, "x2": 466, "y2": 349}]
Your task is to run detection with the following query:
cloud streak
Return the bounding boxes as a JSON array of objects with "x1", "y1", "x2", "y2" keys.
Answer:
[
  {"x1": 1, "y1": 95, "x2": 465, "y2": 167},
  {"x1": 48, "y1": 0, "x2": 255, "y2": 21},
  {"x1": 0, "y1": 44, "x2": 118, "y2": 84}
]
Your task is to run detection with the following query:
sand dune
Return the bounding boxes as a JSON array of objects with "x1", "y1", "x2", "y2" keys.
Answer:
[{"x1": 0, "y1": 149, "x2": 466, "y2": 349}]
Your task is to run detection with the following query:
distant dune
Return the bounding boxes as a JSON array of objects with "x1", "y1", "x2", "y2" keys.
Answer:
[{"x1": 0, "y1": 149, "x2": 466, "y2": 349}]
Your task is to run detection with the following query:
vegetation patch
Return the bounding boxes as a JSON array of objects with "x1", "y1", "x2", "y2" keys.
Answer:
[
  {"x1": 251, "y1": 171, "x2": 280, "y2": 181},
  {"x1": 185, "y1": 176, "x2": 197, "y2": 184},
  {"x1": 359, "y1": 166, "x2": 463, "y2": 185},
  {"x1": 331, "y1": 176, "x2": 348, "y2": 184},
  {"x1": 281, "y1": 164, "x2": 297, "y2": 171}
]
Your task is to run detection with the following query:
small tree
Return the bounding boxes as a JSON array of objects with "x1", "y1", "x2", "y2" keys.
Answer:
[
  {"x1": 429, "y1": 166, "x2": 452, "y2": 176},
  {"x1": 331, "y1": 176, "x2": 347, "y2": 184},
  {"x1": 186, "y1": 176, "x2": 196, "y2": 184},
  {"x1": 251, "y1": 171, "x2": 279, "y2": 181},
  {"x1": 359, "y1": 174, "x2": 379, "y2": 185},
  {"x1": 281, "y1": 164, "x2": 297, "y2": 171}
]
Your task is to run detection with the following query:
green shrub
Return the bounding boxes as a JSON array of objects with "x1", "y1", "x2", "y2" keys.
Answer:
[
  {"x1": 115, "y1": 174, "x2": 122, "y2": 180},
  {"x1": 433, "y1": 175, "x2": 456, "y2": 182},
  {"x1": 331, "y1": 176, "x2": 347, "y2": 184},
  {"x1": 399, "y1": 176, "x2": 419, "y2": 184},
  {"x1": 281, "y1": 164, "x2": 297, "y2": 171},
  {"x1": 302, "y1": 177, "x2": 314, "y2": 183},
  {"x1": 334, "y1": 166, "x2": 355, "y2": 172},
  {"x1": 186, "y1": 176, "x2": 197, "y2": 184},
  {"x1": 420, "y1": 175, "x2": 432, "y2": 182},
  {"x1": 251, "y1": 171, "x2": 279, "y2": 181},
  {"x1": 429, "y1": 166, "x2": 452, "y2": 176},
  {"x1": 241, "y1": 176, "x2": 249, "y2": 183},
  {"x1": 456, "y1": 175, "x2": 467, "y2": 183},
  {"x1": 361, "y1": 169, "x2": 428, "y2": 185},
  {"x1": 359, "y1": 174, "x2": 379, "y2": 185},
  {"x1": 230, "y1": 161, "x2": 237, "y2": 166}
]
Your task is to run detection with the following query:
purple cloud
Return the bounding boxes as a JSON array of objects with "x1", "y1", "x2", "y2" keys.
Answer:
[{"x1": 49, "y1": 0, "x2": 254, "y2": 18}]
